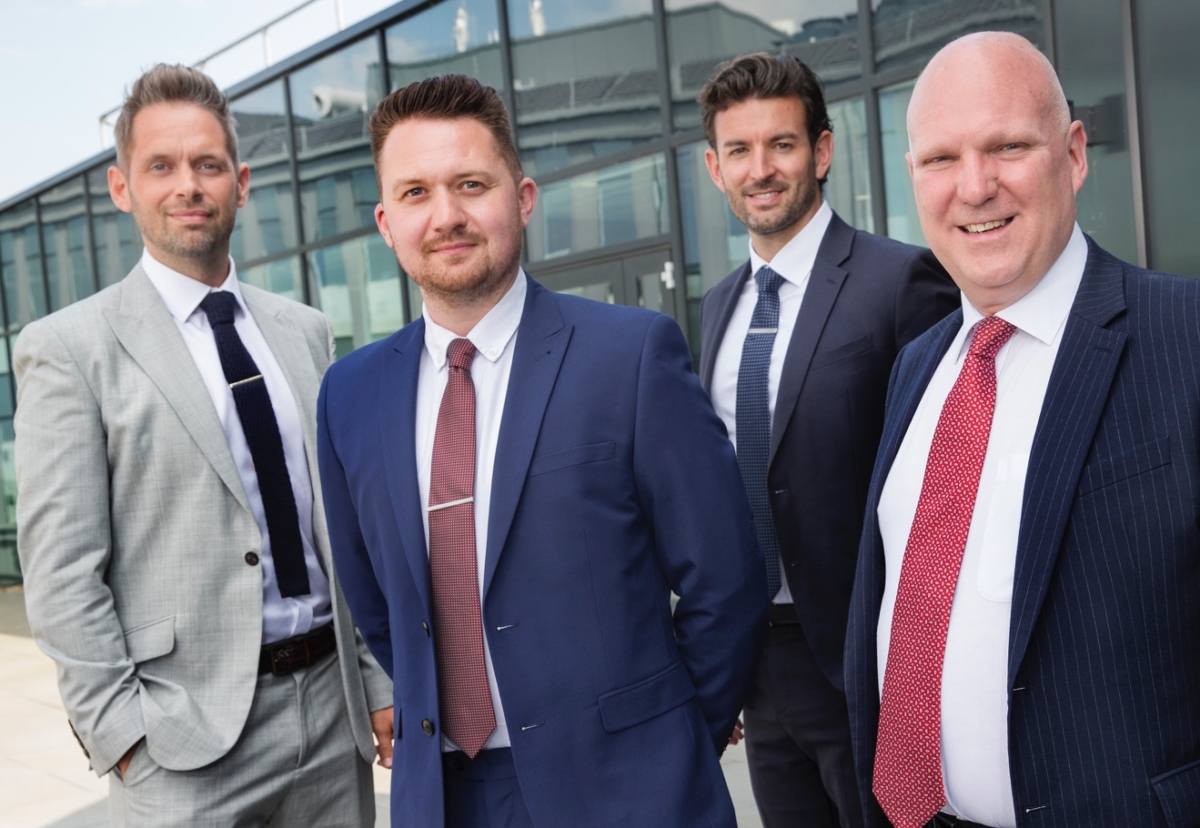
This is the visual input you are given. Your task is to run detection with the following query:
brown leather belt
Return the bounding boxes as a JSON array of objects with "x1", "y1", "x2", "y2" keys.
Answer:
[
  {"x1": 768, "y1": 603, "x2": 801, "y2": 626},
  {"x1": 259, "y1": 623, "x2": 337, "y2": 676}
]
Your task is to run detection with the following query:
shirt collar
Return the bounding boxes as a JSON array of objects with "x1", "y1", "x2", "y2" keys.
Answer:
[
  {"x1": 748, "y1": 199, "x2": 834, "y2": 288},
  {"x1": 423, "y1": 269, "x2": 527, "y2": 370},
  {"x1": 955, "y1": 223, "x2": 1088, "y2": 361},
  {"x1": 141, "y1": 248, "x2": 246, "y2": 324}
]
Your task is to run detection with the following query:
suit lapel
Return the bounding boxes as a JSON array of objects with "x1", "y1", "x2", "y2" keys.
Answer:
[
  {"x1": 380, "y1": 320, "x2": 435, "y2": 617},
  {"x1": 1008, "y1": 243, "x2": 1127, "y2": 684},
  {"x1": 483, "y1": 277, "x2": 571, "y2": 600},
  {"x1": 698, "y1": 262, "x2": 750, "y2": 393},
  {"x1": 103, "y1": 266, "x2": 250, "y2": 514},
  {"x1": 769, "y1": 215, "x2": 854, "y2": 464}
]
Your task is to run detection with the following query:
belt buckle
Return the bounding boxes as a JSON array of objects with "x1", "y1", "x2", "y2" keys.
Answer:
[{"x1": 269, "y1": 640, "x2": 311, "y2": 676}]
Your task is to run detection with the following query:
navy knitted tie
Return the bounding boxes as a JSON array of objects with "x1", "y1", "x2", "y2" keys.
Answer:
[
  {"x1": 735, "y1": 266, "x2": 783, "y2": 599},
  {"x1": 200, "y1": 291, "x2": 310, "y2": 598}
]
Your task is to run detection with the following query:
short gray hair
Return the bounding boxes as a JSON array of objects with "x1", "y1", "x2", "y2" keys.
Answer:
[{"x1": 114, "y1": 64, "x2": 238, "y2": 168}]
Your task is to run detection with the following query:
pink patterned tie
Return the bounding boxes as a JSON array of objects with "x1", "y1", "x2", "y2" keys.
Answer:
[
  {"x1": 874, "y1": 316, "x2": 1017, "y2": 828},
  {"x1": 429, "y1": 338, "x2": 495, "y2": 758}
]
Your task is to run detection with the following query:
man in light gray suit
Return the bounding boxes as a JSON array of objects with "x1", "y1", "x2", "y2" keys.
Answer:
[{"x1": 14, "y1": 64, "x2": 392, "y2": 827}]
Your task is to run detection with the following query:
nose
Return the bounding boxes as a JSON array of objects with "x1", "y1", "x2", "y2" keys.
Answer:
[
  {"x1": 956, "y1": 151, "x2": 999, "y2": 206},
  {"x1": 749, "y1": 146, "x2": 774, "y2": 184},
  {"x1": 173, "y1": 166, "x2": 203, "y2": 201},
  {"x1": 429, "y1": 188, "x2": 468, "y2": 234}
]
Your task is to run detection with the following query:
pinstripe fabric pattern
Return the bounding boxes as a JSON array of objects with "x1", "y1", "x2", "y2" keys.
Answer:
[{"x1": 846, "y1": 239, "x2": 1200, "y2": 827}]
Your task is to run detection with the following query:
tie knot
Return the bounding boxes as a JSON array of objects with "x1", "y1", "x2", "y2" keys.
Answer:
[
  {"x1": 968, "y1": 316, "x2": 1017, "y2": 361},
  {"x1": 199, "y1": 291, "x2": 238, "y2": 326},
  {"x1": 754, "y1": 266, "x2": 783, "y2": 296},
  {"x1": 447, "y1": 338, "x2": 476, "y2": 371}
]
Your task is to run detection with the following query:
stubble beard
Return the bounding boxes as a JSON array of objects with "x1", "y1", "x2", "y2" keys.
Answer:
[
  {"x1": 408, "y1": 229, "x2": 523, "y2": 310},
  {"x1": 730, "y1": 160, "x2": 819, "y2": 238},
  {"x1": 139, "y1": 201, "x2": 236, "y2": 263}
]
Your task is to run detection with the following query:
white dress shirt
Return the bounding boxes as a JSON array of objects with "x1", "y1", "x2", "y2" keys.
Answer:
[
  {"x1": 876, "y1": 225, "x2": 1088, "y2": 827},
  {"x1": 416, "y1": 271, "x2": 526, "y2": 752},
  {"x1": 141, "y1": 250, "x2": 333, "y2": 646},
  {"x1": 711, "y1": 199, "x2": 834, "y2": 604}
]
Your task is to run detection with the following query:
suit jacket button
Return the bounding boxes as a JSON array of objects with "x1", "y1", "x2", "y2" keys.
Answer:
[
  {"x1": 422, "y1": 621, "x2": 430, "y2": 637},
  {"x1": 245, "y1": 552, "x2": 260, "y2": 566},
  {"x1": 421, "y1": 718, "x2": 435, "y2": 737}
]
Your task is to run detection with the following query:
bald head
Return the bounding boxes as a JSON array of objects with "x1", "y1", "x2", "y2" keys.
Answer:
[{"x1": 902, "y1": 31, "x2": 1088, "y2": 315}]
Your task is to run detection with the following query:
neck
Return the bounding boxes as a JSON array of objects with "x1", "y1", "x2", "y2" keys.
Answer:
[
  {"x1": 147, "y1": 243, "x2": 232, "y2": 288},
  {"x1": 750, "y1": 197, "x2": 823, "y2": 262},
  {"x1": 423, "y1": 270, "x2": 518, "y2": 337}
]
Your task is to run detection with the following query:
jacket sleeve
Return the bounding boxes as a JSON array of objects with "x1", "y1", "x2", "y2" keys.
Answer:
[
  {"x1": 14, "y1": 320, "x2": 145, "y2": 776},
  {"x1": 632, "y1": 313, "x2": 767, "y2": 753}
]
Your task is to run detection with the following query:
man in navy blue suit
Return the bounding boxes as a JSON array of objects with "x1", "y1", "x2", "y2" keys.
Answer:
[
  {"x1": 316, "y1": 74, "x2": 767, "y2": 828},
  {"x1": 696, "y1": 53, "x2": 956, "y2": 828},
  {"x1": 846, "y1": 32, "x2": 1200, "y2": 828}
]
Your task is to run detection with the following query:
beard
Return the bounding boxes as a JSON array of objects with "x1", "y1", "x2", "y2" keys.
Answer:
[
  {"x1": 405, "y1": 228, "x2": 523, "y2": 308},
  {"x1": 727, "y1": 157, "x2": 819, "y2": 238},
  {"x1": 136, "y1": 201, "x2": 237, "y2": 262}
]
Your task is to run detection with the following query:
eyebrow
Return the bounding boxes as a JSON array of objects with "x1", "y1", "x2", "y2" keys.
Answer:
[{"x1": 721, "y1": 131, "x2": 801, "y2": 149}]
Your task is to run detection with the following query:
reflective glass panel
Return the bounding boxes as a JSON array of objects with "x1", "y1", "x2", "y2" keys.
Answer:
[
  {"x1": 291, "y1": 38, "x2": 384, "y2": 244},
  {"x1": 0, "y1": 418, "x2": 15, "y2": 583},
  {"x1": 877, "y1": 80, "x2": 924, "y2": 245},
  {"x1": 1054, "y1": 0, "x2": 1136, "y2": 264},
  {"x1": 1136, "y1": 0, "x2": 1200, "y2": 276},
  {"x1": 230, "y1": 82, "x2": 299, "y2": 264},
  {"x1": 87, "y1": 165, "x2": 141, "y2": 287},
  {"x1": 39, "y1": 176, "x2": 96, "y2": 311},
  {"x1": 240, "y1": 256, "x2": 305, "y2": 303},
  {"x1": 525, "y1": 154, "x2": 670, "y2": 262},
  {"x1": 307, "y1": 233, "x2": 405, "y2": 356},
  {"x1": 0, "y1": 200, "x2": 46, "y2": 331},
  {"x1": 0, "y1": 337, "x2": 12, "y2": 418},
  {"x1": 871, "y1": 0, "x2": 1043, "y2": 75},
  {"x1": 508, "y1": 0, "x2": 661, "y2": 176},
  {"x1": 665, "y1": 0, "x2": 860, "y2": 132},
  {"x1": 386, "y1": 0, "x2": 504, "y2": 90},
  {"x1": 825, "y1": 96, "x2": 873, "y2": 233}
]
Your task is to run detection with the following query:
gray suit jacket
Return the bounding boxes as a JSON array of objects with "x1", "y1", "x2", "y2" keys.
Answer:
[{"x1": 14, "y1": 264, "x2": 391, "y2": 776}]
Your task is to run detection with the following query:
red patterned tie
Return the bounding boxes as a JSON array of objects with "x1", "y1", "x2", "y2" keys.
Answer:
[
  {"x1": 429, "y1": 338, "x2": 495, "y2": 758},
  {"x1": 874, "y1": 316, "x2": 1017, "y2": 828}
]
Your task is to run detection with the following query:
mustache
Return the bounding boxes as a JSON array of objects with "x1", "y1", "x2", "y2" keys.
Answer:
[
  {"x1": 740, "y1": 176, "x2": 789, "y2": 196},
  {"x1": 422, "y1": 230, "x2": 486, "y2": 255}
]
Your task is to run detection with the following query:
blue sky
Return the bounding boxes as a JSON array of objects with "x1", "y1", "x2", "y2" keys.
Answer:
[{"x1": 0, "y1": 0, "x2": 395, "y2": 203}]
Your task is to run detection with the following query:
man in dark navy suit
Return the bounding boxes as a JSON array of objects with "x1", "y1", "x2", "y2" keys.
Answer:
[
  {"x1": 846, "y1": 32, "x2": 1200, "y2": 828},
  {"x1": 696, "y1": 53, "x2": 956, "y2": 828},
  {"x1": 317, "y1": 74, "x2": 766, "y2": 828}
]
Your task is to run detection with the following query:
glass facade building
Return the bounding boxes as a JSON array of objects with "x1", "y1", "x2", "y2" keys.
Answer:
[{"x1": 0, "y1": 0, "x2": 1195, "y2": 584}]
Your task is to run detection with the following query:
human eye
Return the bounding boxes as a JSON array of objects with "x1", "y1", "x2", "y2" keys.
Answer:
[{"x1": 404, "y1": 186, "x2": 426, "y2": 198}]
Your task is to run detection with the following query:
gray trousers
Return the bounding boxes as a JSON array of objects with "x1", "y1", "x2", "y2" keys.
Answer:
[{"x1": 108, "y1": 651, "x2": 374, "y2": 827}]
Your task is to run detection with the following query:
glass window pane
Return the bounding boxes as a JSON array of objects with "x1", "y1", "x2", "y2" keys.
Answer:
[
  {"x1": 825, "y1": 96, "x2": 873, "y2": 233},
  {"x1": 307, "y1": 233, "x2": 404, "y2": 356},
  {"x1": 525, "y1": 154, "x2": 670, "y2": 262},
  {"x1": 0, "y1": 200, "x2": 46, "y2": 331},
  {"x1": 877, "y1": 80, "x2": 924, "y2": 246},
  {"x1": 386, "y1": 0, "x2": 504, "y2": 90},
  {"x1": 239, "y1": 256, "x2": 305, "y2": 303},
  {"x1": 230, "y1": 82, "x2": 299, "y2": 263},
  {"x1": 87, "y1": 165, "x2": 141, "y2": 287},
  {"x1": 0, "y1": 418, "x2": 16, "y2": 584},
  {"x1": 0, "y1": 336, "x2": 12, "y2": 418},
  {"x1": 665, "y1": 0, "x2": 860, "y2": 132},
  {"x1": 291, "y1": 38, "x2": 385, "y2": 244},
  {"x1": 1135, "y1": 0, "x2": 1200, "y2": 277},
  {"x1": 871, "y1": 0, "x2": 1044, "y2": 75},
  {"x1": 509, "y1": 0, "x2": 661, "y2": 176},
  {"x1": 39, "y1": 176, "x2": 96, "y2": 311}
]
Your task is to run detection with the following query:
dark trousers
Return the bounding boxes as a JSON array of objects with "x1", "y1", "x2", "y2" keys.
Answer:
[
  {"x1": 742, "y1": 623, "x2": 864, "y2": 828},
  {"x1": 443, "y1": 748, "x2": 534, "y2": 828}
]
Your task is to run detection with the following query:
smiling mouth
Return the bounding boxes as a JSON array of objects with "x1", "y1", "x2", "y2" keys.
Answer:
[{"x1": 962, "y1": 218, "x2": 1012, "y2": 234}]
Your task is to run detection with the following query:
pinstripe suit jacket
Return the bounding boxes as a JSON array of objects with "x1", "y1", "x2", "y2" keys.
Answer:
[
  {"x1": 14, "y1": 265, "x2": 391, "y2": 777},
  {"x1": 846, "y1": 239, "x2": 1200, "y2": 827}
]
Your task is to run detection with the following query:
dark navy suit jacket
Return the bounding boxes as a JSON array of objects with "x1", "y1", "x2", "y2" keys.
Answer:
[
  {"x1": 318, "y1": 275, "x2": 767, "y2": 827},
  {"x1": 699, "y1": 212, "x2": 957, "y2": 690},
  {"x1": 846, "y1": 239, "x2": 1200, "y2": 827}
]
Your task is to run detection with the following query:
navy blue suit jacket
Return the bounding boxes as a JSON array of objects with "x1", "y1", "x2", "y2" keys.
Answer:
[
  {"x1": 318, "y1": 276, "x2": 767, "y2": 827},
  {"x1": 846, "y1": 240, "x2": 1200, "y2": 827},
  {"x1": 699, "y1": 213, "x2": 956, "y2": 690}
]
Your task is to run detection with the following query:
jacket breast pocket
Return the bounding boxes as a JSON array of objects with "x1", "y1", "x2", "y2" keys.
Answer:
[
  {"x1": 597, "y1": 660, "x2": 696, "y2": 733},
  {"x1": 123, "y1": 616, "x2": 175, "y2": 665},
  {"x1": 1077, "y1": 435, "x2": 1170, "y2": 496},
  {"x1": 528, "y1": 441, "x2": 616, "y2": 478},
  {"x1": 809, "y1": 334, "x2": 874, "y2": 371},
  {"x1": 1152, "y1": 758, "x2": 1200, "y2": 828}
]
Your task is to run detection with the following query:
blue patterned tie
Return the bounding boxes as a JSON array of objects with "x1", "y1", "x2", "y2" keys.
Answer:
[{"x1": 736, "y1": 266, "x2": 783, "y2": 599}]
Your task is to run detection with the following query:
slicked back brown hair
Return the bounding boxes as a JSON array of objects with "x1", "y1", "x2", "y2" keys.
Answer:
[
  {"x1": 698, "y1": 53, "x2": 832, "y2": 182},
  {"x1": 368, "y1": 74, "x2": 522, "y2": 191},
  {"x1": 114, "y1": 63, "x2": 238, "y2": 169}
]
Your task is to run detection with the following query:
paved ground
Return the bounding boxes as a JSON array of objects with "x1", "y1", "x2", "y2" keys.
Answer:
[{"x1": 0, "y1": 587, "x2": 762, "y2": 827}]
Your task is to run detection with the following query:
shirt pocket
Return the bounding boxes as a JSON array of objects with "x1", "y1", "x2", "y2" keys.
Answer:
[{"x1": 977, "y1": 454, "x2": 1027, "y2": 603}]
